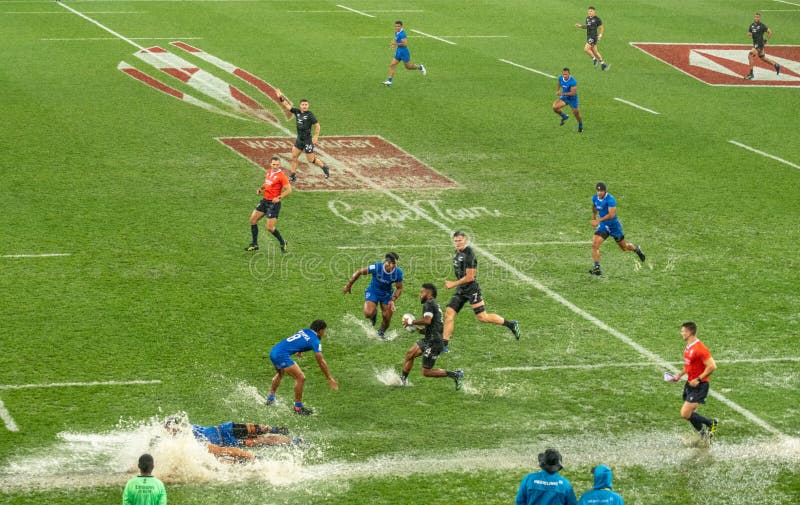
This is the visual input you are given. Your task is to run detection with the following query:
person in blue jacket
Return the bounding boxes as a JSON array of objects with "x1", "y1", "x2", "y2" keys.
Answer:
[
  {"x1": 515, "y1": 448, "x2": 577, "y2": 505},
  {"x1": 578, "y1": 465, "x2": 624, "y2": 504}
]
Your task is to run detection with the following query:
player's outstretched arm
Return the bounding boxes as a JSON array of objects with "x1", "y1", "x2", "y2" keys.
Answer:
[
  {"x1": 314, "y1": 352, "x2": 338, "y2": 390},
  {"x1": 343, "y1": 267, "x2": 369, "y2": 293},
  {"x1": 274, "y1": 88, "x2": 293, "y2": 113}
]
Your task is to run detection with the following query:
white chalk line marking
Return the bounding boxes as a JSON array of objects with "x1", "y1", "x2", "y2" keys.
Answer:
[
  {"x1": 614, "y1": 97, "x2": 660, "y2": 115},
  {"x1": 290, "y1": 10, "x2": 424, "y2": 13},
  {"x1": 62, "y1": 4, "x2": 787, "y2": 439},
  {"x1": 498, "y1": 58, "x2": 556, "y2": 78},
  {"x1": 729, "y1": 140, "x2": 800, "y2": 170},
  {"x1": 42, "y1": 37, "x2": 202, "y2": 41},
  {"x1": 410, "y1": 29, "x2": 456, "y2": 45},
  {"x1": 1, "y1": 253, "x2": 71, "y2": 258},
  {"x1": 494, "y1": 357, "x2": 800, "y2": 372},
  {"x1": 3, "y1": 11, "x2": 144, "y2": 13},
  {"x1": 0, "y1": 398, "x2": 18, "y2": 432},
  {"x1": 360, "y1": 35, "x2": 508, "y2": 39},
  {"x1": 772, "y1": 0, "x2": 800, "y2": 7},
  {"x1": 335, "y1": 4, "x2": 374, "y2": 18},
  {"x1": 337, "y1": 241, "x2": 591, "y2": 250},
  {"x1": 0, "y1": 379, "x2": 162, "y2": 391}
]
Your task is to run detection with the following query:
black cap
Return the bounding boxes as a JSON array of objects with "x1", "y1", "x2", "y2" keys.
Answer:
[
  {"x1": 538, "y1": 448, "x2": 564, "y2": 473},
  {"x1": 596, "y1": 182, "x2": 606, "y2": 191}
]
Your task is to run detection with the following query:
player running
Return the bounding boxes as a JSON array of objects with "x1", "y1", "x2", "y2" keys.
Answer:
[
  {"x1": 343, "y1": 252, "x2": 403, "y2": 338},
  {"x1": 744, "y1": 12, "x2": 781, "y2": 80},
  {"x1": 265, "y1": 320, "x2": 338, "y2": 415},
  {"x1": 666, "y1": 322, "x2": 719, "y2": 442},
  {"x1": 245, "y1": 155, "x2": 290, "y2": 253},
  {"x1": 589, "y1": 182, "x2": 645, "y2": 275},
  {"x1": 383, "y1": 20, "x2": 427, "y2": 86},
  {"x1": 275, "y1": 89, "x2": 331, "y2": 182},
  {"x1": 443, "y1": 231, "x2": 520, "y2": 350},
  {"x1": 553, "y1": 68, "x2": 583, "y2": 133},
  {"x1": 400, "y1": 283, "x2": 464, "y2": 390},
  {"x1": 576, "y1": 6, "x2": 608, "y2": 70}
]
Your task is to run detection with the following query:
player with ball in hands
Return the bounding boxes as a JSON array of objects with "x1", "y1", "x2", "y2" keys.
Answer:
[{"x1": 400, "y1": 283, "x2": 464, "y2": 390}]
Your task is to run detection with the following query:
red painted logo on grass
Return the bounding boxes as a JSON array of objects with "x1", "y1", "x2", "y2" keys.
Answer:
[
  {"x1": 632, "y1": 43, "x2": 800, "y2": 86},
  {"x1": 218, "y1": 136, "x2": 460, "y2": 191}
]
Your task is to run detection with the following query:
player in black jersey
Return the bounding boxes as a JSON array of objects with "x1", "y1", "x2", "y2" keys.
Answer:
[
  {"x1": 275, "y1": 89, "x2": 331, "y2": 182},
  {"x1": 400, "y1": 283, "x2": 463, "y2": 390},
  {"x1": 443, "y1": 231, "x2": 520, "y2": 349},
  {"x1": 576, "y1": 7, "x2": 608, "y2": 71},
  {"x1": 745, "y1": 13, "x2": 781, "y2": 80}
]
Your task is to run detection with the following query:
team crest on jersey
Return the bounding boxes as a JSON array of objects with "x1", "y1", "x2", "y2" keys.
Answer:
[{"x1": 631, "y1": 43, "x2": 800, "y2": 86}]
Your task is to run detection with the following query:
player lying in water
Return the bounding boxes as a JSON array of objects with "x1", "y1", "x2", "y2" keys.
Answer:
[{"x1": 163, "y1": 417, "x2": 295, "y2": 461}]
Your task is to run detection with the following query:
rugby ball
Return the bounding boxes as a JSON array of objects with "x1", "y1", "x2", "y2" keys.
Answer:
[{"x1": 402, "y1": 313, "x2": 416, "y2": 332}]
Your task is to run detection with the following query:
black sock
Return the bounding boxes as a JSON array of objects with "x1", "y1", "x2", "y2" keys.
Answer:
[
  {"x1": 690, "y1": 412, "x2": 711, "y2": 430},
  {"x1": 446, "y1": 371, "x2": 456, "y2": 379},
  {"x1": 271, "y1": 229, "x2": 284, "y2": 246},
  {"x1": 250, "y1": 225, "x2": 258, "y2": 244},
  {"x1": 503, "y1": 319, "x2": 514, "y2": 329},
  {"x1": 401, "y1": 372, "x2": 408, "y2": 380}
]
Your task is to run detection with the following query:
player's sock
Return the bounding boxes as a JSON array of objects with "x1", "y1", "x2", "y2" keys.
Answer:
[
  {"x1": 271, "y1": 229, "x2": 285, "y2": 246},
  {"x1": 387, "y1": 77, "x2": 393, "y2": 83},
  {"x1": 594, "y1": 261, "x2": 600, "y2": 267},
  {"x1": 502, "y1": 319, "x2": 514, "y2": 330},
  {"x1": 445, "y1": 370, "x2": 457, "y2": 379},
  {"x1": 294, "y1": 402, "x2": 303, "y2": 409},
  {"x1": 688, "y1": 413, "x2": 705, "y2": 432},
  {"x1": 401, "y1": 372, "x2": 409, "y2": 380},
  {"x1": 251, "y1": 225, "x2": 258, "y2": 244},
  {"x1": 691, "y1": 412, "x2": 712, "y2": 428},
  {"x1": 560, "y1": 113, "x2": 568, "y2": 120}
]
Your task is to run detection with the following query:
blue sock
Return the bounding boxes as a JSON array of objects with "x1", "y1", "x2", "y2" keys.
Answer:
[
  {"x1": 294, "y1": 402, "x2": 303, "y2": 408},
  {"x1": 267, "y1": 394, "x2": 275, "y2": 401},
  {"x1": 387, "y1": 77, "x2": 393, "y2": 82},
  {"x1": 561, "y1": 113, "x2": 568, "y2": 119},
  {"x1": 594, "y1": 261, "x2": 600, "y2": 267}
]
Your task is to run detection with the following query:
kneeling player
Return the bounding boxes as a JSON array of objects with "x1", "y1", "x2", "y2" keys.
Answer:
[{"x1": 400, "y1": 283, "x2": 463, "y2": 390}]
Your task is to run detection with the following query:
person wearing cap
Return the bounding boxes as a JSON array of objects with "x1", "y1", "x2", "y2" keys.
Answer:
[
  {"x1": 123, "y1": 453, "x2": 167, "y2": 505},
  {"x1": 577, "y1": 465, "x2": 624, "y2": 504},
  {"x1": 515, "y1": 448, "x2": 577, "y2": 505},
  {"x1": 589, "y1": 182, "x2": 645, "y2": 276},
  {"x1": 264, "y1": 320, "x2": 339, "y2": 415},
  {"x1": 343, "y1": 252, "x2": 404, "y2": 338}
]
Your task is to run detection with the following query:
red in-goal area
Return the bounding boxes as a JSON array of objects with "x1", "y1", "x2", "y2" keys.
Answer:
[
  {"x1": 632, "y1": 43, "x2": 800, "y2": 86},
  {"x1": 217, "y1": 136, "x2": 460, "y2": 191}
]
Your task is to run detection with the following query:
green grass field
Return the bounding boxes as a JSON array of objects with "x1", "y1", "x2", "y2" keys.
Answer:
[{"x1": 1, "y1": 1, "x2": 799, "y2": 503}]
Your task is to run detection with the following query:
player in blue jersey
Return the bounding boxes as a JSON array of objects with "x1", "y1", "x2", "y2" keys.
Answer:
[
  {"x1": 553, "y1": 68, "x2": 583, "y2": 132},
  {"x1": 343, "y1": 252, "x2": 404, "y2": 338},
  {"x1": 383, "y1": 21, "x2": 426, "y2": 86},
  {"x1": 578, "y1": 465, "x2": 624, "y2": 505},
  {"x1": 265, "y1": 320, "x2": 338, "y2": 415},
  {"x1": 164, "y1": 417, "x2": 292, "y2": 461},
  {"x1": 589, "y1": 182, "x2": 645, "y2": 276},
  {"x1": 515, "y1": 448, "x2": 578, "y2": 505}
]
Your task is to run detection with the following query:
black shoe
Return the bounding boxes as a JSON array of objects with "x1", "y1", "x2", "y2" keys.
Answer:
[
  {"x1": 578, "y1": 124, "x2": 583, "y2": 133},
  {"x1": 635, "y1": 246, "x2": 646, "y2": 262},
  {"x1": 322, "y1": 165, "x2": 330, "y2": 178},
  {"x1": 280, "y1": 241, "x2": 288, "y2": 254},
  {"x1": 589, "y1": 266, "x2": 602, "y2": 276},
  {"x1": 271, "y1": 426, "x2": 289, "y2": 435},
  {"x1": 510, "y1": 320, "x2": 521, "y2": 340},
  {"x1": 776, "y1": 64, "x2": 781, "y2": 75},
  {"x1": 245, "y1": 243, "x2": 259, "y2": 251},
  {"x1": 559, "y1": 115, "x2": 569, "y2": 126},
  {"x1": 744, "y1": 73, "x2": 754, "y2": 80},
  {"x1": 289, "y1": 173, "x2": 297, "y2": 183},
  {"x1": 294, "y1": 406, "x2": 313, "y2": 416}
]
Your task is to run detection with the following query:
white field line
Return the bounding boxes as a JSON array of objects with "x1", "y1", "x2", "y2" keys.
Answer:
[
  {"x1": 760, "y1": 9, "x2": 800, "y2": 11},
  {"x1": 613, "y1": 97, "x2": 660, "y2": 115},
  {"x1": 498, "y1": 58, "x2": 556, "y2": 79},
  {"x1": 1, "y1": 253, "x2": 71, "y2": 258},
  {"x1": 42, "y1": 37, "x2": 202, "y2": 41},
  {"x1": 64, "y1": 5, "x2": 788, "y2": 439},
  {"x1": 335, "y1": 4, "x2": 374, "y2": 18},
  {"x1": 772, "y1": 0, "x2": 800, "y2": 7},
  {"x1": 337, "y1": 241, "x2": 591, "y2": 250},
  {"x1": 729, "y1": 140, "x2": 800, "y2": 170},
  {"x1": 0, "y1": 398, "x2": 19, "y2": 432},
  {"x1": 290, "y1": 10, "x2": 424, "y2": 13},
  {"x1": 494, "y1": 357, "x2": 800, "y2": 372},
  {"x1": 410, "y1": 29, "x2": 456, "y2": 45},
  {"x1": 0, "y1": 379, "x2": 162, "y2": 391},
  {"x1": 4, "y1": 11, "x2": 144, "y2": 13},
  {"x1": 360, "y1": 35, "x2": 508, "y2": 39}
]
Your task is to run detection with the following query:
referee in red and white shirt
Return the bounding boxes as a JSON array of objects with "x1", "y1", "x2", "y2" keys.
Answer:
[{"x1": 669, "y1": 322, "x2": 718, "y2": 439}]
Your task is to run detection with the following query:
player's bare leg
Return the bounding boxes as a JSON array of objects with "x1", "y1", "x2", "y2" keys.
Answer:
[
  {"x1": 759, "y1": 52, "x2": 780, "y2": 73},
  {"x1": 617, "y1": 238, "x2": 645, "y2": 262},
  {"x1": 269, "y1": 369, "x2": 285, "y2": 397},
  {"x1": 364, "y1": 301, "x2": 379, "y2": 325},
  {"x1": 443, "y1": 306, "x2": 457, "y2": 344},
  {"x1": 583, "y1": 43, "x2": 596, "y2": 60},
  {"x1": 306, "y1": 153, "x2": 330, "y2": 178},
  {"x1": 590, "y1": 235, "x2": 605, "y2": 275},
  {"x1": 403, "y1": 61, "x2": 420, "y2": 71},
  {"x1": 289, "y1": 146, "x2": 302, "y2": 180},
  {"x1": 474, "y1": 303, "x2": 520, "y2": 339},
  {"x1": 402, "y1": 344, "x2": 422, "y2": 375}
]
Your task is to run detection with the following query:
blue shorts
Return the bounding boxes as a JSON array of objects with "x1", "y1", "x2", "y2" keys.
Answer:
[
  {"x1": 270, "y1": 349, "x2": 295, "y2": 370},
  {"x1": 560, "y1": 95, "x2": 579, "y2": 109},
  {"x1": 394, "y1": 47, "x2": 411, "y2": 62},
  {"x1": 595, "y1": 220, "x2": 624, "y2": 241},
  {"x1": 365, "y1": 288, "x2": 392, "y2": 305},
  {"x1": 216, "y1": 422, "x2": 239, "y2": 447}
]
